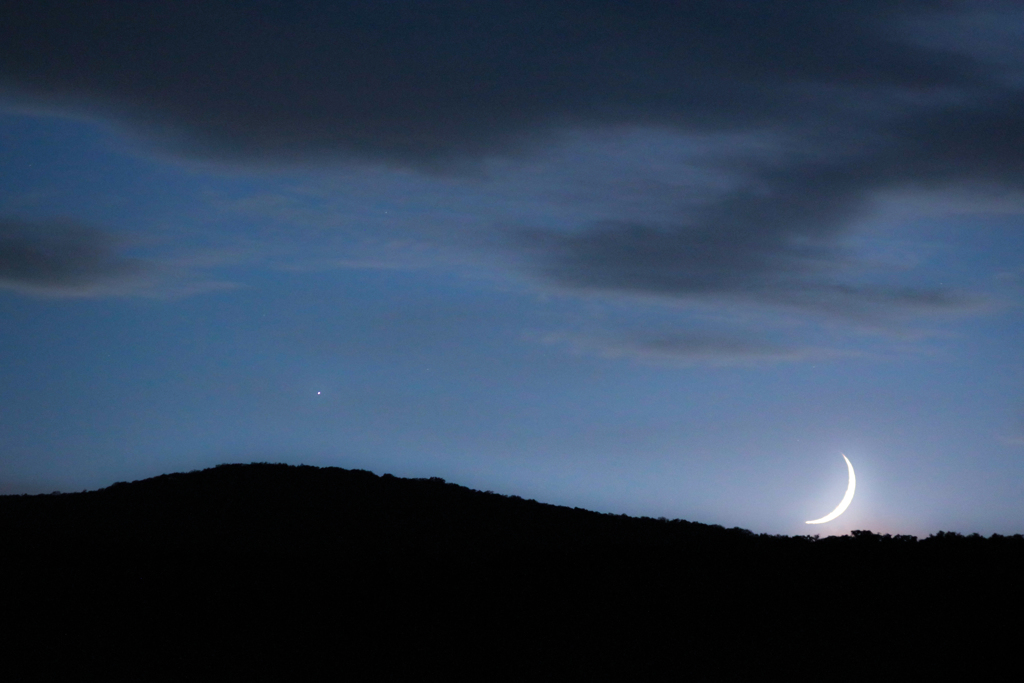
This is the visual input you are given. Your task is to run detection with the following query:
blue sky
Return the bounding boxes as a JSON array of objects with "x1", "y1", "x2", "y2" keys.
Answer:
[{"x1": 2, "y1": 2, "x2": 1023, "y2": 537}]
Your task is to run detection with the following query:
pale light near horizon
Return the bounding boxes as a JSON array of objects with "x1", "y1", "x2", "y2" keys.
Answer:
[{"x1": 806, "y1": 454, "x2": 856, "y2": 525}]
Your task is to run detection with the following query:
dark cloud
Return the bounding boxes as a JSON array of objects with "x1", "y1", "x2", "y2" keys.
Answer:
[
  {"x1": 519, "y1": 85, "x2": 1024, "y2": 315},
  {"x1": 0, "y1": 219, "x2": 144, "y2": 295},
  {"x1": 517, "y1": 145, "x2": 984, "y2": 317},
  {"x1": 0, "y1": 1, "x2": 988, "y2": 166},
  {"x1": 2, "y1": 2, "x2": 1020, "y2": 312}
]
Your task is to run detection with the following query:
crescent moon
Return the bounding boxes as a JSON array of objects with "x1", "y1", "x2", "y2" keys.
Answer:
[{"x1": 805, "y1": 454, "x2": 856, "y2": 524}]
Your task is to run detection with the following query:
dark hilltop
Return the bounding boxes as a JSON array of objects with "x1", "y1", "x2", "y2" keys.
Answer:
[{"x1": 3, "y1": 463, "x2": 1020, "y2": 677}]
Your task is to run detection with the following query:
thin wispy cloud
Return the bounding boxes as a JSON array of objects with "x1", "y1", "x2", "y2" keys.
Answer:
[{"x1": 537, "y1": 329, "x2": 864, "y2": 368}]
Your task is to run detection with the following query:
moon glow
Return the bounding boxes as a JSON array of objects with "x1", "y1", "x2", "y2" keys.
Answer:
[{"x1": 805, "y1": 454, "x2": 856, "y2": 525}]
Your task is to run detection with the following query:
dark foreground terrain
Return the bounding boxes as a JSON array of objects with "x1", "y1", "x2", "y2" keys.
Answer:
[{"x1": 2, "y1": 463, "x2": 1021, "y2": 678}]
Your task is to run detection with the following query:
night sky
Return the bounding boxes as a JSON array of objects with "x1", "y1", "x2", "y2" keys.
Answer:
[{"x1": 2, "y1": 1, "x2": 1023, "y2": 537}]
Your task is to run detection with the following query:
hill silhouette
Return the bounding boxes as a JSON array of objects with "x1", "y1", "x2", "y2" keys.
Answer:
[{"x1": 2, "y1": 463, "x2": 1020, "y2": 678}]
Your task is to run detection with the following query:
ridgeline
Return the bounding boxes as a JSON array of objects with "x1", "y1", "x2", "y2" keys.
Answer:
[{"x1": 2, "y1": 463, "x2": 1019, "y2": 677}]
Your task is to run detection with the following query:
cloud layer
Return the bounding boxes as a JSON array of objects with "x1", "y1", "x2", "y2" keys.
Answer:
[
  {"x1": 0, "y1": 1, "x2": 992, "y2": 165},
  {"x1": 2, "y1": 1, "x2": 1021, "y2": 320}
]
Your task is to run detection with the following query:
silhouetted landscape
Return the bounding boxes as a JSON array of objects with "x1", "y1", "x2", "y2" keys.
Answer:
[
  {"x1": 6, "y1": 3, "x2": 1024, "y2": 678},
  {"x1": 2, "y1": 463, "x2": 1020, "y2": 677}
]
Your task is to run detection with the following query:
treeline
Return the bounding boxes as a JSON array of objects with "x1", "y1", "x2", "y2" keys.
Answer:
[{"x1": 1, "y1": 463, "x2": 1019, "y2": 678}]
